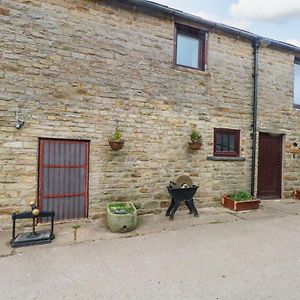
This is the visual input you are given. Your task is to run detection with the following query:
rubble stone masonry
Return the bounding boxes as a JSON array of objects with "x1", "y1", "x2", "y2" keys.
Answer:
[{"x1": 0, "y1": 0, "x2": 299, "y2": 228}]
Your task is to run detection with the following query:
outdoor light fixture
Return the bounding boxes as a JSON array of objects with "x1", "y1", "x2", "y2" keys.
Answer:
[
  {"x1": 15, "y1": 119, "x2": 24, "y2": 129},
  {"x1": 291, "y1": 142, "x2": 299, "y2": 158},
  {"x1": 15, "y1": 106, "x2": 24, "y2": 129}
]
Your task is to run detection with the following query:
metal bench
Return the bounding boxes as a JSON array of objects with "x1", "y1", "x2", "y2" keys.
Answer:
[{"x1": 11, "y1": 202, "x2": 55, "y2": 248}]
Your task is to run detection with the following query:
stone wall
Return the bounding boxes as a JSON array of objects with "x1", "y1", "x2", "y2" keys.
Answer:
[
  {"x1": 257, "y1": 47, "x2": 300, "y2": 196},
  {"x1": 0, "y1": 0, "x2": 299, "y2": 228}
]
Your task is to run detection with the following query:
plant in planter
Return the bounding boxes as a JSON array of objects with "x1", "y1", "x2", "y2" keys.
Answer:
[
  {"x1": 108, "y1": 130, "x2": 124, "y2": 151},
  {"x1": 189, "y1": 129, "x2": 202, "y2": 150},
  {"x1": 106, "y1": 202, "x2": 137, "y2": 233},
  {"x1": 72, "y1": 224, "x2": 80, "y2": 243},
  {"x1": 222, "y1": 191, "x2": 260, "y2": 211}
]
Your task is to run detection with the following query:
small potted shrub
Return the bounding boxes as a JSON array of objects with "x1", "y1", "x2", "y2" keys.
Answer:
[
  {"x1": 106, "y1": 202, "x2": 137, "y2": 233},
  {"x1": 222, "y1": 191, "x2": 260, "y2": 211},
  {"x1": 108, "y1": 130, "x2": 124, "y2": 151},
  {"x1": 189, "y1": 129, "x2": 202, "y2": 150}
]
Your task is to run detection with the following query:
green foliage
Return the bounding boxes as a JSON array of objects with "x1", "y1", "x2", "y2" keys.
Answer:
[
  {"x1": 108, "y1": 203, "x2": 134, "y2": 215},
  {"x1": 190, "y1": 129, "x2": 202, "y2": 143},
  {"x1": 229, "y1": 191, "x2": 253, "y2": 201},
  {"x1": 113, "y1": 130, "x2": 122, "y2": 142},
  {"x1": 72, "y1": 224, "x2": 80, "y2": 230}
]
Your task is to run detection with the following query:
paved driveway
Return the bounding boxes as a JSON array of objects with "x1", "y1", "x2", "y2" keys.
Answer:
[{"x1": 1, "y1": 200, "x2": 300, "y2": 299}]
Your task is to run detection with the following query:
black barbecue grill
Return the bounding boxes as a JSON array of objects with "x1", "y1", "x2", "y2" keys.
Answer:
[{"x1": 166, "y1": 175, "x2": 199, "y2": 220}]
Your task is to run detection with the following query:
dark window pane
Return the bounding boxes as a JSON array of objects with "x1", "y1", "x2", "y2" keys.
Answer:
[
  {"x1": 295, "y1": 62, "x2": 300, "y2": 105},
  {"x1": 177, "y1": 32, "x2": 199, "y2": 68},
  {"x1": 216, "y1": 133, "x2": 222, "y2": 151},
  {"x1": 222, "y1": 134, "x2": 229, "y2": 151},
  {"x1": 229, "y1": 135, "x2": 235, "y2": 151}
]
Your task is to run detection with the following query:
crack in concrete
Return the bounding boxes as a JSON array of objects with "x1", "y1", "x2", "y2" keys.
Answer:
[{"x1": 0, "y1": 249, "x2": 16, "y2": 258}]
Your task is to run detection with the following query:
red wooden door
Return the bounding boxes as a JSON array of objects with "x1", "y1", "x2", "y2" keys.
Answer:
[
  {"x1": 38, "y1": 139, "x2": 89, "y2": 220},
  {"x1": 257, "y1": 133, "x2": 282, "y2": 198}
]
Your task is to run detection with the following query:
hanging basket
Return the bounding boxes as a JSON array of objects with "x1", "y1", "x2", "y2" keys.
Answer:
[
  {"x1": 108, "y1": 139, "x2": 124, "y2": 151},
  {"x1": 188, "y1": 141, "x2": 202, "y2": 150}
]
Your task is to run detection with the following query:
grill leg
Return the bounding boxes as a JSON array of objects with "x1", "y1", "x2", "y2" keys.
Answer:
[
  {"x1": 185, "y1": 200, "x2": 194, "y2": 214},
  {"x1": 166, "y1": 198, "x2": 175, "y2": 217},
  {"x1": 189, "y1": 198, "x2": 199, "y2": 217},
  {"x1": 169, "y1": 200, "x2": 180, "y2": 221}
]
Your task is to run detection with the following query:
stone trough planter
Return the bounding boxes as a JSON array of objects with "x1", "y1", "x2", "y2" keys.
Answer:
[
  {"x1": 106, "y1": 202, "x2": 137, "y2": 233},
  {"x1": 222, "y1": 195, "x2": 260, "y2": 211}
]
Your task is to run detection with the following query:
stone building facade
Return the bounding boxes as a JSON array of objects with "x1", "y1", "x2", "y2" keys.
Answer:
[{"x1": 0, "y1": 0, "x2": 299, "y2": 228}]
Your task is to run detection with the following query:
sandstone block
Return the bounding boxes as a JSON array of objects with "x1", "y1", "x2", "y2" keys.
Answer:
[{"x1": 0, "y1": 6, "x2": 9, "y2": 15}]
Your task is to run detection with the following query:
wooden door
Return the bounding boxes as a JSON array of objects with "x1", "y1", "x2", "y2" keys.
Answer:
[
  {"x1": 257, "y1": 133, "x2": 282, "y2": 198},
  {"x1": 38, "y1": 139, "x2": 89, "y2": 220}
]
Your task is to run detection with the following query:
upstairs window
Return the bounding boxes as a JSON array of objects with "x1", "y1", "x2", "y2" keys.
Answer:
[
  {"x1": 214, "y1": 128, "x2": 240, "y2": 157},
  {"x1": 294, "y1": 59, "x2": 300, "y2": 108},
  {"x1": 175, "y1": 24, "x2": 207, "y2": 71}
]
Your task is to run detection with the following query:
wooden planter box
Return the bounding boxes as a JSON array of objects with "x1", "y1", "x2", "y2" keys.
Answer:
[
  {"x1": 294, "y1": 189, "x2": 300, "y2": 200},
  {"x1": 222, "y1": 195, "x2": 260, "y2": 211}
]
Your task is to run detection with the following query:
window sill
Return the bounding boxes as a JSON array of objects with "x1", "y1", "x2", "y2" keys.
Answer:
[
  {"x1": 207, "y1": 156, "x2": 246, "y2": 161},
  {"x1": 171, "y1": 64, "x2": 210, "y2": 76}
]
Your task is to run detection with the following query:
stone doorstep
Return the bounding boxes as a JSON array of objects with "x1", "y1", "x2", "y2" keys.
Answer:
[{"x1": 0, "y1": 199, "x2": 299, "y2": 257}]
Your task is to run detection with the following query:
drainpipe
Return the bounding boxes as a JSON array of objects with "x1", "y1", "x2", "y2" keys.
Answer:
[{"x1": 251, "y1": 40, "x2": 260, "y2": 196}]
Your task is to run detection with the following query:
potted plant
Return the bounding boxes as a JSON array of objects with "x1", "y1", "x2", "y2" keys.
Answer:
[
  {"x1": 189, "y1": 129, "x2": 202, "y2": 150},
  {"x1": 106, "y1": 202, "x2": 137, "y2": 233},
  {"x1": 108, "y1": 130, "x2": 124, "y2": 151},
  {"x1": 222, "y1": 191, "x2": 260, "y2": 211}
]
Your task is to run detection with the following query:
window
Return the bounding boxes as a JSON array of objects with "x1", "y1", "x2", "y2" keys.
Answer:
[
  {"x1": 175, "y1": 24, "x2": 207, "y2": 70},
  {"x1": 214, "y1": 129, "x2": 240, "y2": 157},
  {"x1": 294, "y1": 59, "x2": 300, "y2": 108}
]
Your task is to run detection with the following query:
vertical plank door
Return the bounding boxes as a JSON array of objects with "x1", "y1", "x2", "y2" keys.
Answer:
[{"x1": 257, "y1": 133, "x2": 282, "y2": 199}]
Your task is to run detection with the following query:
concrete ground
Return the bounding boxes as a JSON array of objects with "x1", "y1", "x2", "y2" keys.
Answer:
[{"x1": 1, "y1": 199, "x2": 300, "y2": 299}]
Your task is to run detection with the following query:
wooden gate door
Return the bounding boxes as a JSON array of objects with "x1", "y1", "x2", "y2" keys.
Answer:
[
  {"x1": 257, "y1": 133, "x2": 282, "y2": 199},
  {"x1": 38, "y1": 139, "x2": 89, "y2": 220}
]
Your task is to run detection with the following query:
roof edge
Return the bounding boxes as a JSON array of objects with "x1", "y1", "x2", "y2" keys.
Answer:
[{"x1": 129, "y1": 0, "x2": 300, "y2": 54}]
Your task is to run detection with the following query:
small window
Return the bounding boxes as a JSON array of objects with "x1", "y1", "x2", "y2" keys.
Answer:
[
  {"x1": 175, "y1": 24, "x2": 207, "y2": 71},
  {"x1": 294, "y1": 59, "x2": 300, "y2": 108},
  {"x1": 214, "y1": 129, "x2": 240, "y2": 157}
]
